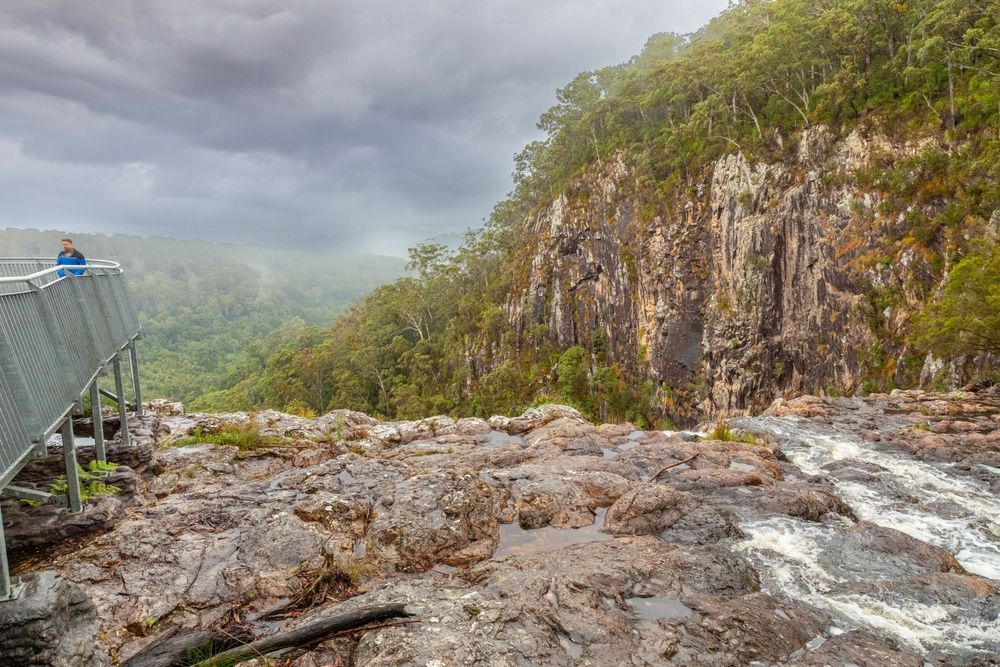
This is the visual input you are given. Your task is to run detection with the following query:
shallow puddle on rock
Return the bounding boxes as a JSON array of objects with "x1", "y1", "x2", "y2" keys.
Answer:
[
  {"x1": 618, "y1": 441, "x2": 639, "y2": 452},
  {"x1": 626, "y1": 596, "x2": 693, "y2": 621},
  {"x1": 559, "y1": 636, "x2": 585, "y2": 659},
  {"x1": 480, "y1": 431, "x2": 523, "y2": 448},
  {"x1": 601, "y1": 447, "x2": 618, "y2": 459},
  {"x1": 493, "y1": 508, "x2": 611, "y2": 559},
  {"x1": 337, "y1": 470, "x2": 355, "y2": 484},
  {"x1": 432, "y1": 563, "x2": 457, "y2": 575},
  {"x1": 48, "y1": 434, "x2": 96, "y2": 448},
  {"x1": 352, "y1": 538, "x2": 367, "y2": 556}
]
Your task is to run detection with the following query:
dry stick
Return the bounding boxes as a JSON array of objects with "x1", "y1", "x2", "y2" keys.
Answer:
[
  {"x1": 215, "y1": 626, "x2": 271, "y2": 665},
  {"x1": 189, "y1": 603, "x2": 410, "y2": 667},
  {"x1": 117, "y1": 566, "x2": 130, "y2": 596},
  {"x1": 181, "y1": 543, "x2": 209, "y2": 602},
  {"x1": 649, "y1": 454, "x2": 699, "y2": 482}
]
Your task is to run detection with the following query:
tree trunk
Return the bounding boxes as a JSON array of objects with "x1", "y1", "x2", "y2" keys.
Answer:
[
  {"x1": 123, "y1": 604, "x2": 410, "y2": 667},
  {"x1": 193, "y1": 604, "x2": 410, "y2": 667},
  {"x1": 947, "y1": 59, "x2": 956, "y2": 130}
]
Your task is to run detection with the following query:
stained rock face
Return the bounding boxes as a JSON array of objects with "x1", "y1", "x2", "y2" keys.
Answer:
[
  {"x1": 505, "y1": 128, "x2": 989, "y2": 422},
  {"x1": 5, "y1": 393, "x2": 997, "y2": 666}
]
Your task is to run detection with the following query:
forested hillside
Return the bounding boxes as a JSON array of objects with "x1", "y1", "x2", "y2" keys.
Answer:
[
  {"x1": 0, "y1": 229, "x2": 405, "y2": 406},
  {"x1": 218, "y1": 0, "x2": 998, "y2": 425}
]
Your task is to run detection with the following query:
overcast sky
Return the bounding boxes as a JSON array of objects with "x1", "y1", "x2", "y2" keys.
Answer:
[{"x1": 0, "y1": 0, "x2": 727, "y2": 257}]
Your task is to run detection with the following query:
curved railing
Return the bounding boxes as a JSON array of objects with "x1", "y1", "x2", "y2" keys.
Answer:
[{"x1": 0, "y1": 258, "x2": 142, "y2": 600}]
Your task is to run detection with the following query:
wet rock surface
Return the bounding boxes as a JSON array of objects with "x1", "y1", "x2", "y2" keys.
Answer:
[{"x1": 6, "y1": 392, "x2": 998, "y2": 665}]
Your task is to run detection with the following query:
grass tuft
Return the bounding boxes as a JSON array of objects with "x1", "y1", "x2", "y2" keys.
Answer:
[
  {"x1": 704, "y1": 422, "x2": 758, "y2": 445},
  {"x1": 172, "y1": 424, "x2": 288, "y2": 450}
]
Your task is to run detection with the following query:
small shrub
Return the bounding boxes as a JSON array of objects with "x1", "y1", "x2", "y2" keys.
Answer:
[
  {"x1": 283, "y1": 400, "x2": 317, "y2": 418},
  {"x1": 704, "y1": 422, "x2": 758, "y2": 444}
]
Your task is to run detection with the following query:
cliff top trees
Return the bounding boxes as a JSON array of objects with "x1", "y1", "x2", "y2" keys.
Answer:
[{"x1": 914, "y1": 237, "x2": 1000, "y2": 359}]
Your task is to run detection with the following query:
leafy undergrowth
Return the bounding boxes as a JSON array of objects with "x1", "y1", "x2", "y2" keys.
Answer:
[{"x1": 21, "y1": 460, "x2": 121, "y2": 507}]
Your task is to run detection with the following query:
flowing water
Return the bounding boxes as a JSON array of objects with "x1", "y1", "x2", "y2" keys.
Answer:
[{"x1": 733, "y1": 416, "x2": 1000, "y2": 656}]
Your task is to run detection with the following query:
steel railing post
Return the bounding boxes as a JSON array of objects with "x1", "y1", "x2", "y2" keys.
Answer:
[
  {"x1": 0, "y1": 504, "x2": 10, "y2": 600},
  {"x1": 61, "y1": 419, "x2": 82, "y2": 514},
  {"x1": 112, "y1": 354, "x2": 130, "y2": 447},
  {"x1": 128, "y1": 340, "x2": 142, "y2": 417},
  {"x1": 89, "y1": 380, "x2": 107, "y2": 464}
]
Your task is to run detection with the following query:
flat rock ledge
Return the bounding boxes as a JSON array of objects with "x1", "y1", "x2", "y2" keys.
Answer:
[{"x1": 2, "y1": 389, "x2": 997, "y2": 666}]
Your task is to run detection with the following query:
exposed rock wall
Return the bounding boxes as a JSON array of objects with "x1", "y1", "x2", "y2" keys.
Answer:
[{"x1": 508, "y1": 127, "x2": 956, "y2": 421}]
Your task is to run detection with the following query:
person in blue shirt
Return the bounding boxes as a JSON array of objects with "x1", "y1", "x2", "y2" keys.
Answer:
[{"x1": 56, "y1": 238, "x2": 86, "y2": 277}]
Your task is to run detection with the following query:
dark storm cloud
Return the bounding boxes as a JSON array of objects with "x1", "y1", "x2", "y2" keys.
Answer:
[{"x1": 0, "y1": 0, "x2": 727, "y2": 256}]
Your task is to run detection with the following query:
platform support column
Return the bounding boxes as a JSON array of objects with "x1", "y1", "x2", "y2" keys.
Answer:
[
  {"x1": 112, "y1": 355, "x2": 130, "y2": 447},
  {"x1": 0, "y1": 504, "x2": 18, "y2": 601},
  {"x1": 61, "y1": 419, "x2": 82, "y2": 514},
  {"x1": 128, "y1": 340, "x2": 142, "y2": 417},
  {"x1": 89, "y1": 381, "x2": 106, "y2": 464}
]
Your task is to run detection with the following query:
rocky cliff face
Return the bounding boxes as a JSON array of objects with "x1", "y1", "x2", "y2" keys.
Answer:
[{"x1": 509, "y1": 127, "x2": 965, "y2": 423}]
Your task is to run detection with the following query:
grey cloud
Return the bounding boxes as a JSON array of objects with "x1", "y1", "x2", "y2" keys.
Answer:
[{"x1": 0, "y1": 0, "x2": 726, "y2": 256}]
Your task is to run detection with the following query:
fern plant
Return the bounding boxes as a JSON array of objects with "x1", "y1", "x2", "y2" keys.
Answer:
[{"x1": 32, "y1": 460, "x2": 122, "y2": 506}]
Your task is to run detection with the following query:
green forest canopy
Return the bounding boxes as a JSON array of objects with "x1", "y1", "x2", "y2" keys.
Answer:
[{"x1": 0, "y1": 228, "x2": 405, "y2": 406}]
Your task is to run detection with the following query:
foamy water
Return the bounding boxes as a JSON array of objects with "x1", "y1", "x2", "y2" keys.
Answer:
[
  {"x1": 735, "y1": 416, "x2": 1000, "y2": 656},
  {"x1": 751, "y1": 416, "x2": 1000, "y2": 579}
]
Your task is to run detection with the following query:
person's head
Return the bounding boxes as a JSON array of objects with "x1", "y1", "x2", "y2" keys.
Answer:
[{"x1": 61, "y1": 238, "x2": 74, "y2": 252}]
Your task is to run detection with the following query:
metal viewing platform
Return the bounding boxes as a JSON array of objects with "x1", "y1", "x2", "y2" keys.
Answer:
[{"x1": 0, "y1": 258, "x2": 142, "y2": 600}]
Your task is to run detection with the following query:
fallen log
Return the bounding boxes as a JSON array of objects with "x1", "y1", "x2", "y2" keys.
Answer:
[
  {"x1": 648, "y1": 454, "x2": 699, "y2": 482},
  {"x1": 124, "y1": 603, "x2": 409, "y2": 667},
  {"x1": 122, "y1": 628, "x2": 247, "y2": 667},
  {"x1": 190, "y1": 603, "x2": 410, "y2": 667}
]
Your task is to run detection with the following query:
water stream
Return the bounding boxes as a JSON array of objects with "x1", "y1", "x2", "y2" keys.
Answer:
[{"x1": 733, "y1": 416, "x2": 1000, "y2": 656}]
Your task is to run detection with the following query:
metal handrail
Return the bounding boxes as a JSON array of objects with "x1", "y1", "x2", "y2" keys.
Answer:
[
  {"x1": 0, "y1": 258, "x2": 121, "y2": 283},
  {"x1": 0, "y1": 257, "x2": 143, "y2": 600}
]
